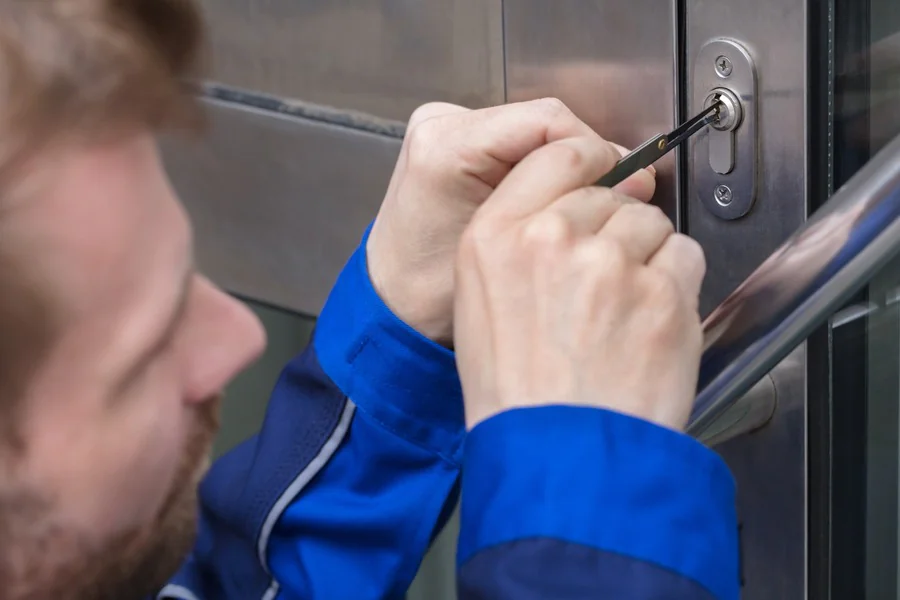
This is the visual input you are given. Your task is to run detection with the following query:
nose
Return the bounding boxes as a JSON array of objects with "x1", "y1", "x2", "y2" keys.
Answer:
[{"x1": 182, "y1": 276, "x2": 267, "y2": 404}]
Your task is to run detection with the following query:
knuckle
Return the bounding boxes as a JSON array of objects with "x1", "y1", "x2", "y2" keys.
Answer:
[
  {"x1": 403, "y1": 119, "x2": 446, "y2": 175},
  {"x1": 407, "y1": 102, "x2": 462, "y2": 127},
  {"x1": 521, "y1": 211, "x2": 575, "y2": 250},
  {"x1": 642, "y1": 203, "x2": 675, "y2": 233},
  {"x1": 405, "y1": 116, "x2": 441, "y2": 153},
  {"x1": 588, "y1": 237, "x2": 629, "y2": 276},
  {"x1": 544, "y1": 141, "x2": 588, "y2": 173},
  {"x1": 533, "y1": 97, "x2": 572, "y2": 117},
  {"x1": 616, "y1": 202, "x2": 674, "y2": 241},
  {"x1": 408, "y1": 103, "x2": 438, "y2": 127}
]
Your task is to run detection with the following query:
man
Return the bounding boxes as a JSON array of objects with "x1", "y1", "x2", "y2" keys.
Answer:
[{"x1": 0, "y1": 1, "x2": 738, "y2": 599}]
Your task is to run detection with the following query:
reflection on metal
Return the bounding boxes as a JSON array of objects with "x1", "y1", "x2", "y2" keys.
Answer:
[
  {"x1": 691, "y1": 38, "x2": 758, "y2": 220},
  {"x1": 829, "y1": 275, "x2": 900, "y2": 328},
  {"x1": 694, "y1": 344, "x2": 806, "y2": 448},
  {"x1": 160, "y1": 98, "x2": 401, "y2": 316},
  {"x1": 696, "y1": 370, "x2": 776, "y2": 446},
  {"x1": 503, "y1": 0, "x2": 680, "y2": 225},
  {"x1": 831, "y1": 301, "x2": 880, "y2": 328},
  {"x1": 691, "y1": 130, "x2": 900, "y2": 432},
  {"x1": 196, "y1": 0, "x2": 504, "y2": 121}
]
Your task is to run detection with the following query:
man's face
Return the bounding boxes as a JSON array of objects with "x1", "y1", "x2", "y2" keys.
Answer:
[{"x1": 0, "y1": 133, "x2": 266, "y2": 598}]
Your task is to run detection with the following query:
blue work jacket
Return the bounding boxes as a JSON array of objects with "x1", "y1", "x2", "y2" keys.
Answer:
[{"x1": 157, "y1": 226, "x2": 740, "y2": 600}]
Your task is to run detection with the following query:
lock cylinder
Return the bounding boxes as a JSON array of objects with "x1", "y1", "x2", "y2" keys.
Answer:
[
  {"x1": 703, "y1": 87, "x2": 744, "y2": 176},
  {"x1": 705, "y1": 88, "x2": 743, "y2": 132}
]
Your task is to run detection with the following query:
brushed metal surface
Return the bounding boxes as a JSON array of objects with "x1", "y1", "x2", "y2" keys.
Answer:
[
  {"x1": 160, "y1": 98, "x2": 401, "y2": 316},
  {"x1": 714, "y1": 345, "x2": 808, "y2": 599},
  {"x1": 196, "y1": 0, "x2": 505, "y2": 121},
  {"x1": 503, "y1": 0, "x2": 680, "y2": 226},
  {"x1": 685, "y1": 2, "x2": 809, "y2": 598}
]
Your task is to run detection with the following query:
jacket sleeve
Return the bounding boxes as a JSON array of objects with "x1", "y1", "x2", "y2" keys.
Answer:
[
  {"x1": 157, "y1": 225, "x2": 466, "y2": 600},
  {"x1": 457, "y1": 406, "x2": 741, "y2": 600}
]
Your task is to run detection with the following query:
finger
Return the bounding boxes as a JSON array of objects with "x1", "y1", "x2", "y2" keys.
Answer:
[
  {"x1": 608, "y1": 142, "x2": 657, "y2": 203},
  {"x1": 598, "y1": 203, "x2": 674, "y2": 264},
  {"x1": 441, "y1": 98, "x2": 598, "y2": 188},
  {"x1": 485, "y1": 135, "x2": 623, "y2": 220},
  {"x1": 545, "y1": 186, "x2": 639, "y2": 236},
  {"x1": 648, "y1": 234, "x2": 707, "y2": 308}
]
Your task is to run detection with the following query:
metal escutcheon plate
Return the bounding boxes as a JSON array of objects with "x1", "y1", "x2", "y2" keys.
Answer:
[{"x1": 690, "y1": 38, "x2": 759, "y2": 220}]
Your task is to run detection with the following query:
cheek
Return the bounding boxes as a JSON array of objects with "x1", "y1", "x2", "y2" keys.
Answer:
[
  {"x1": 101, "y1": 395, "x2": 190, "y2": 526},
  {"x1": 27, "y1": 357, "x2": 192, "y2": 540}
]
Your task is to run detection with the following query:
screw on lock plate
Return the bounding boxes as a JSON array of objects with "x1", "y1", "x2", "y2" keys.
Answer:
[
  {"x1": 715, "y1": 55, "x2": 733, "y2": 77},
  {"x1": 714, "y1": 184, "x2": 733, "y2": 206}
]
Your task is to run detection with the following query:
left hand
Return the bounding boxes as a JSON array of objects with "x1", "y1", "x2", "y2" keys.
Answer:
[{"x1": 366, "y1": 98, "x2": 658, "y2": 345}]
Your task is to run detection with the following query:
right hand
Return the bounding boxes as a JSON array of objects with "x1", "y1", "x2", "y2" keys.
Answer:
[
  {"x1": 366, "y1": 98, "x2": 656, "y2": 346},
  {"x1": 454, "y1": 133, "x2": 707, "y2": 432}
]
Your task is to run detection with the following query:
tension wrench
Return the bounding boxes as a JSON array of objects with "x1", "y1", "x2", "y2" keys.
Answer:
[{"x1": 596, "y1": 100, "x2": 722, "y2": 189}]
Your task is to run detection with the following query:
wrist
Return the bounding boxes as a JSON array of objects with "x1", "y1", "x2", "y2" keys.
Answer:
[
  {"x1": 366, "y1": 237, "x2": 454, "y2": 346},
  {"x1": 315, "y1": 229, "x2": 466, "y2": 456}
]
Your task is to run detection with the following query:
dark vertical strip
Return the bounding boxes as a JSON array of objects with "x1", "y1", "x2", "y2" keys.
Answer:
[
  {"x1": 827, "y1": 0, "x2": 872, "y2": 596},
  {"x1": 674, "y1": 0, "x2": 688, "y2": 235},
  {"x1": 806, "y1": 0, "x2": 836, "y2": 595}
]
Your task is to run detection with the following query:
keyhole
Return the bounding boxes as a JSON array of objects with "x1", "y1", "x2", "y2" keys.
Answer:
[{"x1": 705, "y1": 88, "x2": 742, "y2": 175}]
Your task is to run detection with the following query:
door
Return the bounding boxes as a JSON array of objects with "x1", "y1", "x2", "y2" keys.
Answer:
[
  {"x1": 812, "y1": 2, "x2": 900, "y2": 598},
  {"x1": 161, "y1": 1, "x2": 900, "y2": 598}
]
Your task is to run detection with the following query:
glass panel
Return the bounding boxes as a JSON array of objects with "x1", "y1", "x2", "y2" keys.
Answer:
[
  {"x1": 823, "y1": 0, "x2": 900, "y2": 595},
  {"x1": 214, "y1": 298, "x2": 315, "y2": 458}
]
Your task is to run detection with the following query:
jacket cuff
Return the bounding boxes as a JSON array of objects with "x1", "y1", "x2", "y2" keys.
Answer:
[
  {"x1": 314, "y1": 224, "x2": 465, "y2": 461},
  {"x1": 458, "y1": 406, "x2": 740, "y2": 600}
]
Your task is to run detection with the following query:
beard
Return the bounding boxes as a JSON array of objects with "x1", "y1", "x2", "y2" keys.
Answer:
[{"x1": 0, "y1": 397, "x2": 220, "y2": 600}]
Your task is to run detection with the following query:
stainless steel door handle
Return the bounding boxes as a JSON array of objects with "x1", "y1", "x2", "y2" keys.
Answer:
[{"x1": 689, "y1": 130, "x2": 900, "y2": 439}]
